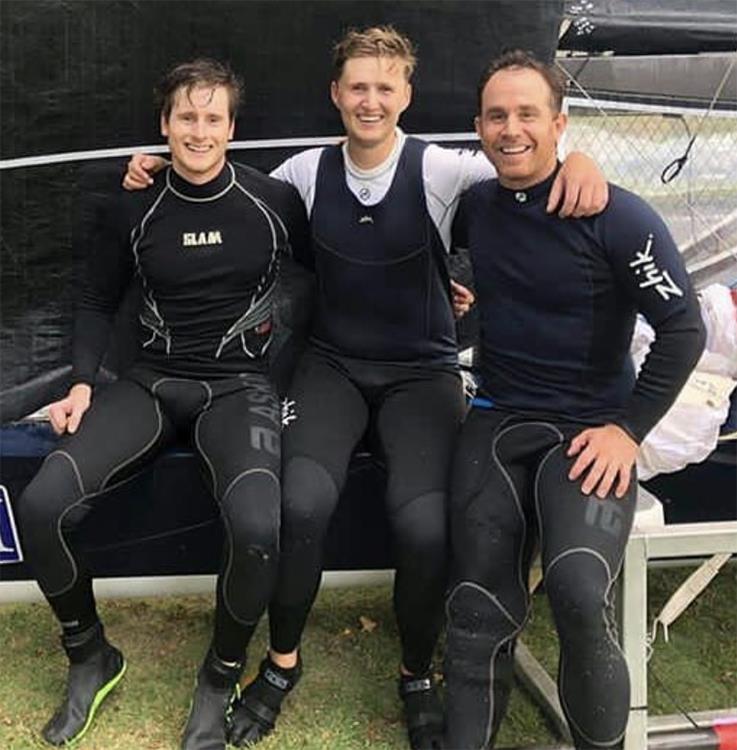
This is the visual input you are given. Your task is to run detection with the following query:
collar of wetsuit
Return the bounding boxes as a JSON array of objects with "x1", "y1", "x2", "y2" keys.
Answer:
[
  {"x1": 495, "y1": 161, "x2": 561, "y2": 208},
  {"x1": 167, "y1": 162, "x2": 233, "y2": 199}
]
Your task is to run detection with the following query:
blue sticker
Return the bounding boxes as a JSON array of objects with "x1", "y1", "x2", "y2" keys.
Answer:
[{"x1": 0, "y1": 485, "x2": 24, "y2": 564}]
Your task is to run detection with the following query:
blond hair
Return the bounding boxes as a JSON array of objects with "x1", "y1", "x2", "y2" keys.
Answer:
[{"x1": 332, "y1": 25, "x2": 417, "y2": 81}]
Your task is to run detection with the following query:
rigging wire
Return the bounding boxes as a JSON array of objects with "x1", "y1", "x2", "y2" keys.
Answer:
[
  {"x1": 661, "y1": 54, "x2": 737, "y2": 184},
  {"x1": 557, "y1": 56, "x2": 736, "y2": 266}
]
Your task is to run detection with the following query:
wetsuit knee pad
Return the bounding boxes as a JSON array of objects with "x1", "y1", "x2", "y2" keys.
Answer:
[
  {"x1": 445, "y1": 581, "x2": 521, "y2": 750},
  {"x1": 446, "y1": 581, "x2": 520, "y2": 676},
  {"x1": 545, "y1": 552, "x2": 610, "y2": 635},
  {"x1": 391, "y1": 490, "x2": 445, "y2": 550},
  {"x1": 219, "y1": 470, "x2": 280, "y2": 625},
  {"x1": 220, "y1": 469, "x2": 280, "y2": 549},
  {"x1": 546, "y1": 552, "x2": 629, "y2": 748},
  {"x1": 282, "y1": 455, "x2": 338, "y2": 535},
  {"x1": 18, "y1": 452, "x2": 90, "y2": 596}
]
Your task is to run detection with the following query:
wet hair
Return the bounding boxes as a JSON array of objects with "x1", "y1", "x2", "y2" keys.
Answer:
[
  {"x1": 157, "y1": 58, "x2": 243, "y2": 121},
  {"x1": 332, "y1": 25, "x2": 417, "y2": 81},
  {"x1": 476, "y1": 49, "x2": 567, "y2": 114}
]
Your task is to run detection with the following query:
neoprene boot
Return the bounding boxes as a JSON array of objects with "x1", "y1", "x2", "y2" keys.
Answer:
[
  {"x1": 42, "y1": 622, "x2": 126, "y2": 746},
  {"x1": 227, "y1": 653, "x2": 302, "y2": 747},
  {"x1": 181, "y1": 648, "x2": 244, "y2": 750},
  {"x1": 399, "y1": 672, "x2": 444, "y2": 750}
]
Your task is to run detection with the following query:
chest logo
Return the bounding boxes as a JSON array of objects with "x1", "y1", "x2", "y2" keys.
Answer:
[
  {"x1": 358, "y1": 215, "x2": 374, "y2": 225},
  {"x1": 183, "y1": 230, "x2": 223, "y2": 247}
]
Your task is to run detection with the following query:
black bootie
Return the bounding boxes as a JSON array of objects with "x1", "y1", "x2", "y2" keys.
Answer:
[
  {"x1": 181, "y1": 648, "x2": 244, "y2": 750},
  {"x1": 42, "y1": 622, "x2": 126, "y2": 746},
  {"x1": 399, "y1": 672, "x2": 444, "y2": 750},
  {"x1": 227, "y1": 653, "x2": 302, "y2": 747}
]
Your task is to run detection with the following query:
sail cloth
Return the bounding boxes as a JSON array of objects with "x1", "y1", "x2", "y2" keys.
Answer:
[
  {"x1": 0, "y1": 0, "x2": 563, "y2": 401},
  {"x1": 558, "y1": 1, "x2": 737, "y2": 294},
  {"x1": 560, "y1": 0, "x2": 737, "y2": 55}
]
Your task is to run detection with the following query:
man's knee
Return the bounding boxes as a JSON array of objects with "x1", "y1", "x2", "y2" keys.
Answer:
[
  {"x1": 221, "y1": 469, "x2": 280, "y2": 550},
  {"x1": 18, "y1": 453, "x2": 87, "y2": 540},
  {"x1": 447, "y1": 581, "x2": 523, "y2": 646},
  {"x1": 545, "y1": 552, "x2": 610, "y2": 633},
  {"x1": 282, "y1": 455, "x2": 338, "y2": 536},
  {"x1": 390, "y1": 490, "x2": 446, "y2": 552}
]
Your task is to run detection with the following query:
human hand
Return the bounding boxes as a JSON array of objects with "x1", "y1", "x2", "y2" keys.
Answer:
[
  {"x1": 47, "y1": 383, "x2": 92, "y2": 435},
  {"x1": 567, "y1": 423, "x2": 638, "y2": 499},
  {"x1": 123, "y1": 153, "x2": 167, "y2": 190},
  {"x1": 451, "y1": 280, "x2": 475, "y2": 319},
  {"x1": 548, "y1": 151, "x2": 609, "y2": 218}
]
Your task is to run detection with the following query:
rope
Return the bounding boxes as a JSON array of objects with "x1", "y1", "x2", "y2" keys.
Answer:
[
  {"x1": 661, "y1": 55, "x2": 737, "y2": 184},
  {"x1": 557, "y1": 57, "x2": 735, "y2": 265}
]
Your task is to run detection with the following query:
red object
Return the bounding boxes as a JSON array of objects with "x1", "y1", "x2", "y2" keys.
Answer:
[{"x1": 714, "y1": 720, "x2": 737, "y2": 750}]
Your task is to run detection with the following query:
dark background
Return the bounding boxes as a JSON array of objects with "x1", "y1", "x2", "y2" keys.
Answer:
[{"x1": 0, "y1": 0, "x2": 563, "y2": 400}]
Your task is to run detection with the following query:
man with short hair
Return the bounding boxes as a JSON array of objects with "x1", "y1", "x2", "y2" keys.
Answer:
[
  {"x1": 17, "y1": 58, "x2": 308, "y2": 750},
  {"x1": 125, "y1": 27, "x2": 607, "y2": 750},
  {"x1": 444, "y1": 50, "x2": 705, "y2": 749}
]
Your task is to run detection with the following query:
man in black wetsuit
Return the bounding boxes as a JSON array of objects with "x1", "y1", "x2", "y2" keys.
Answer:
[
  {"x1": 17, "y1": 59, "x2": 308, "y2": 750},
  {"x1": 444, "y1": 51, "x2": 706, "y2": 749}
]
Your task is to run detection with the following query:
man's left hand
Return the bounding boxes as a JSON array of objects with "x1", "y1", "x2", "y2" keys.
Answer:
[
  {"x1": 567, "y1": 423, "x2": 638, "y2": 499},
  {"x1": 548, "y1": 152, "x2": 609, "y2": 218},
  {"x1": 451, "y1": 280, "x2": 475, "y2": 319}
]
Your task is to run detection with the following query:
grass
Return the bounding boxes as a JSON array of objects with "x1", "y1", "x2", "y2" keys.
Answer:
[{"x1": 0, "y1": 566, "x2": 734, "y2": 750}]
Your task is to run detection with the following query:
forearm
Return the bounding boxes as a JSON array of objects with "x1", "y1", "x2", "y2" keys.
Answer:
[
  {"x1": 71, "y1": 307, "x2": 115, "y2": 385},
  {"x1": 619, "y1": 293, "x2": 706, "y2": 442}
]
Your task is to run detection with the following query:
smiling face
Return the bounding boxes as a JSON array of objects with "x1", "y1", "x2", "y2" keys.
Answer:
[
  {"x1": 161, "y1": 84, "x2": 235, "y2": 184},
  {"x1": 330, "y1": 55, "x2": 412, "y2": 166},
  {"x1": 475, "y1": 66, "x2": 567, "y2": 189}
]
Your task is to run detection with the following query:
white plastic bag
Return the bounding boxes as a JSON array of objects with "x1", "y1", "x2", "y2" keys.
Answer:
[
  {"x1": 637, "y1": 370, "x2": 737, "y2": 480},
  {"x1": 699, "y1": 283, "x2": 737, "y2": 376},
  {"x1": 632, "y1": 283, "x2": 737, "y2": 479}
]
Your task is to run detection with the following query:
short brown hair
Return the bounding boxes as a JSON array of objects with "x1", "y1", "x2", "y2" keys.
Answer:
[
  {"x1": 477, "y1": 49, "x2": 567, "y2": 114},
  {"x1": 157, "y1": 58, "x2": 243, "y2": 122},
  {"x1": 332, "y1": 25, "x2": 417, "y2": 81}
]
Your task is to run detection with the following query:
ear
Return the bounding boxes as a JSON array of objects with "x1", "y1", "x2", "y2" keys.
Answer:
[
  {"x1": 474, "y1": 115, "x2": 482, "y2": 140},
  {"x1": 400, "y1": 81, "x2": 412, "y2": 114},
  {"x1": 553, "y1": 111, "x2": 568, "y2": 141},
  {"x1": 330, "y1": 80, "x2": 340, "y2": 109},
  {"x1": 228, "y1": 118, "x2": 235, "y2": 140},
  {"x1": 160, "y1": 112, "x2": 169, "y2": 138}
]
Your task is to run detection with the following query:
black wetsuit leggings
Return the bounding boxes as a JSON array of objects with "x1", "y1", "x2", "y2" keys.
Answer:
[
  {"x1": 268, "y1": 347, "x2": 465, "y2": 674},
  {"x1": 18, "y1": 368, "x2": 281, "y2": 662},
  {"x1": 445, "y1": 408, "x2": 636, "y2": 750}
]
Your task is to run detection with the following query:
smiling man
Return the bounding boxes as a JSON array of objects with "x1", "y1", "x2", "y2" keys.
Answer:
[
  {"x1": 444, "y1": 50, "x2": 705, "y2": 750},
  {"x1": 16, "y1": 59, "x2": 308, "y2": 750},
  {"x1": 125, "y1": 28, "x2": 610, "y2": 750}
]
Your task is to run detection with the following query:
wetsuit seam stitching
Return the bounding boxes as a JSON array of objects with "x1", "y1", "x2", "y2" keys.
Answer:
[
  {"x1": 47, "y1": 451, "x2": 162, "y2": 597},
  {"x1": 100, "y1": 398, "x2": 164, "y2": 490},
  {"x1": 224, "y1": 181, "x2": 282, "y2": 359},
  {"x1": 132, "y1": 184, "x2": 172, "y2": 352},
  {"x1": 221, "y1": 467, "x2": 279, "y2": 506},
  {"x1": 194, "y1": 409, "x2": 218, "y2": 499},
  {"x1": 491, "y1": 425, "x2": 532, "y2": 610},
  {"x1": 47, "y1": 451, "x2": 86, "y2": 597},
  {"x1": 549, "y1": 548, "x2": 626, "y2": 747}
]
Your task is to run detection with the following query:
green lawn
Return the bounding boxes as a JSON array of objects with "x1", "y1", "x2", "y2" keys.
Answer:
[{"x1": 0, "y1": 566, "x2": 734, "y2": 750}]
